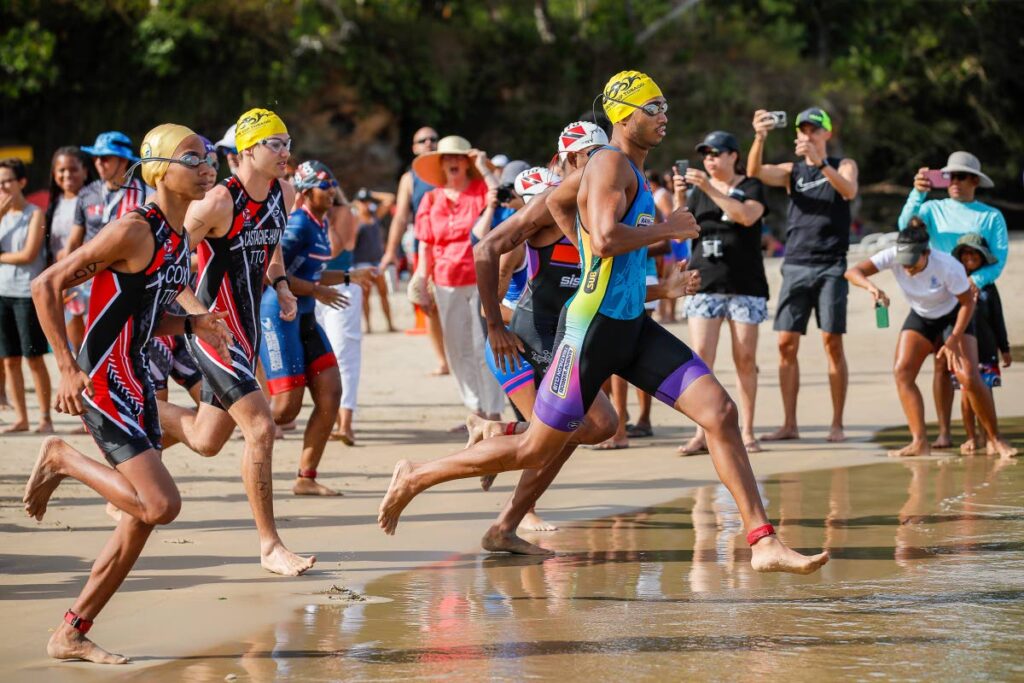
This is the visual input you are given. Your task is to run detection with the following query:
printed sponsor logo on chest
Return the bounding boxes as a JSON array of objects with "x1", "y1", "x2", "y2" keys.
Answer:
[
  {"x1": 583, "y1": 255, "x2": 602, "y2": 293},
  {"x1": 638, "y1": 213, "x2": 654, "y2": 228}
]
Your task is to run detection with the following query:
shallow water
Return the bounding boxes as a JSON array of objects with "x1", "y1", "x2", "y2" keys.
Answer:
[{"x1": 139, "y1": 457, "x2": 1024, "y2": 682}]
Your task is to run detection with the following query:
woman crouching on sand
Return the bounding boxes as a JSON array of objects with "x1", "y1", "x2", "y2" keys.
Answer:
[
  {"x1": 23, "y1": 124, "x2": 231, "y2": 664},
  {"x1": 844, "y1": 221, "x2": 1017, "y2": 459}
]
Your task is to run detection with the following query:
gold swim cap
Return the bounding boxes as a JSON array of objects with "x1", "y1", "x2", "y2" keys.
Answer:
[
  {"x1": 140, "y1": 124, "x2": 197, "y2": 188},
  {"x1": 234, "y1": 108, "x2": 288, "y2": 152},
  {"x1": 601, "y1": 71, "x2": 663, "y2": 124}
]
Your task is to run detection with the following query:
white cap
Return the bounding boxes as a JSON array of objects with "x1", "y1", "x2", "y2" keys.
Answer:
[
  {"x1": 491, "y1": 153, "x2": 510, "y2": 168},
  {"x1": 557, "y1": 121, "x2": 608, "y2": 154},
  {"x1": 514, "y1": 167, "x2": 561, "y2": 203},
  {"x1": 214, "y1": 124, "x2": 237, "y2": 151}
]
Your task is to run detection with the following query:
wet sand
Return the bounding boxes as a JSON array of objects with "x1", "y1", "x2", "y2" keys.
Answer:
[{"x1": 2, "y1": 243, "x2": 1023, "y2": 680}]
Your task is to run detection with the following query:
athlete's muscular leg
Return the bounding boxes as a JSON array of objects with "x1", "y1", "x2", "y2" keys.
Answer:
[
  {"x1": 679, "y1": 316, "x2": 722, "y2": 454},
  {"x1": 674, "y1": 375, "x2": 828, "y2": 574},
  {"x1": 379, "y1": 419, "x2": 574, "y2": 535},
  {"x1": 483, "y1": 393, "x2": 618, "y2": 554},
  {"x1": 25, "y1": 448, "x2": 180, "y2": 664},
  {"x1": 270, "y1": 387, "x2": 305, "y2": 425},
  {"x1": 227, "y1": 391, "x2": 316, "y2": 575},
  {"x1": 157, "y1": 399, "x2": 237, "y2": 455},
  {"x1": 294, "y1": 367, "x2": 343, "y2": 496}
]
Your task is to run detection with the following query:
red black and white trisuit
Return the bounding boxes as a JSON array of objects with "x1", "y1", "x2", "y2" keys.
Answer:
[
  {"x1": 77, "y1": 203, "x2": 191, "y2": 465},
  {"x1": 187, "y1": 175, "x2": 287, "y2": 409}
]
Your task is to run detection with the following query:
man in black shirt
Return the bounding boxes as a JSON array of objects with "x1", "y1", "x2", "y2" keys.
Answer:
[{"x1": 747, "y1": 107, "x2": 859, "y2": 443}]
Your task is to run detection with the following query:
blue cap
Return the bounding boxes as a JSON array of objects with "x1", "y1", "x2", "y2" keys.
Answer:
[
  {"x1": 197, "y1": 135, "x2": 216, "y2": 155},
  {"x1": 81, "y1": 131, "x2": 139, "y2": 162}
]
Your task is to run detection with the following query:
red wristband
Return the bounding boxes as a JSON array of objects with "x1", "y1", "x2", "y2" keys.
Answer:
[
  {"x1": 297, "y1": 468, "x2": 317, "y2": 479},
  {"x1": 746, "y1": 523, "x2": 775, "y2": 546},
  {"x1": 64, "y1": 609, "x2": 93, "y2": 635},
  {"x1": 505, "y1": 422, "x2": 518, "y2": 436}
]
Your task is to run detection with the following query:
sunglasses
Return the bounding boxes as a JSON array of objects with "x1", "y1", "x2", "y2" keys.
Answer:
[
  {"x1": 259, "y1": 137, "x2": 293, "y2": 154},
  {"x1": 306, "y1": 179, "x2": 338, "y2": 190},
  {"x1": 703, "y1": 150, "x2": 722, "y2": 158},
  {"x1": 946, "y1": 172, "x2": 973, "y2": 182},
  {"x1": 603, "y1": 95, "x2": 669, "y2": 117},
  {"x1": 415, "y1": 135, "x2": 439, "y2": 145}
]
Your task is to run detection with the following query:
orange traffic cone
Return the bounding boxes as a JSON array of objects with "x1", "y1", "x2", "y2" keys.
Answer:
[{"x1": 405, "y1": 304, "x2": 428, "y2": 335}]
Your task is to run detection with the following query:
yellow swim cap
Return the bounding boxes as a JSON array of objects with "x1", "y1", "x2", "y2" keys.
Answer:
[
  {"x1": 601, "y1": 70, "x2": 663, "y2": 124},
  {"x1": 234, "y1": 108, "x2": 288, "y2": 152},
  {"x1": 140, "y1": 123, "x2": 197, "y2": 188}
]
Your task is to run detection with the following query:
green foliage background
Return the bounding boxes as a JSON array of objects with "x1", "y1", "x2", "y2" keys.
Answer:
[{"x1": 3, "y1": 0, "x2": 1022, "y2": 227}]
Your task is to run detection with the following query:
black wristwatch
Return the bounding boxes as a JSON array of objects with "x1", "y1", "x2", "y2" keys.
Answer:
[
  {"x1": 272, "y1": 275, "x2": 288, "y2": 289},
  {"x1": 183, "y1": 314, "x2": 194, "y2": 336},
  {"x1": 817, "y1": 159, "x2": 829, "y2": 170},
  {"x1": 344, "y1": 270, "x2": 351, "y2": 286}
]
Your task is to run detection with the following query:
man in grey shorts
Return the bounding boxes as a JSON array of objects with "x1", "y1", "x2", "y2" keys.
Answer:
[{"x1": 747, "y1": 107, "x2": 859, "y2": 442}]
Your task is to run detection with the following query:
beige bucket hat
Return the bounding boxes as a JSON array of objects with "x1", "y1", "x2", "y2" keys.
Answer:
[
  {"x1": 412, "y1": 135, "x2": 481, "y2": 187},
  {"x1": 940, "y1": 151, "x2": 994, "y2": 188}
]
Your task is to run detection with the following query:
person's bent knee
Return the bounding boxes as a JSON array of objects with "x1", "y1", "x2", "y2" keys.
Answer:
[
  {"x1": 141, "y1": 490, "x2": 181, "y2": 526},
  {"x1": 893, "y1": 362, "x2": 917, "y2": 386},
  {"x1": 242, "y1": 415, "x2": 277, "y2": 452},
  {"x1": 703, "y1": 397, "x2": 740, "y2": 435},
  {"x1": 778, "y1": 337, "x2": 799, "y2": 359},
  {"x1": 314, "y1": 384, "x2": 342, "y2": 415}
]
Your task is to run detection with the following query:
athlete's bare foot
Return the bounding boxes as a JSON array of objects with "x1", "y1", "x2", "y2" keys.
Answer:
[
  {"x1": 762, "y1": 426, "x2": 799, "y2": 441},
  {"x1": 260, "y1": 543, "x2": 316, "y2": 576},
  {"x1": 932, "y1": 433, "x2": 953, "y2": 449},
  {"x1": 34, "y1": 418, "x2": 54, "y2": 434},
  {"x1": 1, "y1": 421, "x2": 29, "y2": 434},
  {"x1": 743, "y1": 436, "x2": 763, "y2": 454},
  {"x1": 519, "y1": 511, "x2": 558, "y2": 532},
  {"x1": 330, "y1": 430, "x2": 355, "y2": 446},
  {"x1": 987, "y1": 438, "x2": 1020, "y2": 459},
  {"x1": 593, "y1": 436, "x2": 629, "y2": 450},
  {"x1": 105, "y1": 502, "x2": 123, "y2": 522},
  {"x1": 23, "y1": 437, "x2": 67, "y2": 521},
  {"x1": 960, "y1": 438, "x2": 984, "y2": 456},
  {"x1": 888, "y1": 439, "x2": 930, "y2": 458},
  {"x1": 378, "y1": 460, "x2": 417, "y2": 535},
  {"x1": 480, "y1": 474, "x2": 497, "y2": 491},
  {"x1": 481, "y1": 527, "x2": 553, "y2": 555},
  {"x1": 47, "y1": 624, "x2": 129, "y2": 664},
  {"x1": 826, "y1": 426, "x2": 846, "y2": 443},
  {"x1": 465, "y1": 413, "x2": 507, "y2": 448},
  {"x1": 750, "y1": 535, "x2": 829, "y2": 575},
  {"x1": 430, "y1": 365, "x2": 450, "y2": 376},
  {"x1": 677, "y1": 434, "x2": 707, "y2": 456},
  {"x1": 292, "y1": 477, "x2": 341, "y2": 496}
]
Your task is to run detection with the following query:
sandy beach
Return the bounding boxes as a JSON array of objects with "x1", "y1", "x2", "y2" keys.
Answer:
[{"x1": 2, "y1": 240, "x2": 1022, "y2": 681}]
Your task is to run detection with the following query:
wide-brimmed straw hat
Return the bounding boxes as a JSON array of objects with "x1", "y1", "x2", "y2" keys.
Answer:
[
  {"x1": 412, "y1": 135, "x2": 481, "y2": 187},
  {"x1": 940, "y1": 151, "x2": 993, "y2": 188}
]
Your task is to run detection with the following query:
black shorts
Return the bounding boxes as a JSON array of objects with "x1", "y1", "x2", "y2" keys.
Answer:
[
  {"x1": 773, "y1": 260, "x2": 848, "y2": 335},
  {"x1": 509, "y1": 309, "x2": 560, "y2": 382},
  {"x1": 81, "y1": 368, "x2": 162, "y2": 467},
  {"x1": 0, "y1": 295, "x2": 48, "y2": 358},
  {"x1": 149, "y1": 336, "x2": 202, "y2": 393},
  {"x1": 902, "y1": 306, "x2": 976, "y2": 347},
  {"x1": 185, "y1": 335, "x2": 261, "y2": 411},
  {"x1": 534, "y1": 310, "x2": 712, "y2": 431}
]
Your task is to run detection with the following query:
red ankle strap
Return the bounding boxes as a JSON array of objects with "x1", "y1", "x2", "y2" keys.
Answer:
[
  {"x1": 505, "y1": 422, "x2": 518, "y2": 436},
  {"x1": 746, "y1": 523, "x2": 776, "y2": 546},
  {"x1": 64, "y1": 609, "x2": 93, "y2": 635},
  {"x1": 297, "y1": 468, "x2": 317, "y2": 479}
]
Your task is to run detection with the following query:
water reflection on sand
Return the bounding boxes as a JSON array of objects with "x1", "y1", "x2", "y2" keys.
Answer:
[{"x1": 142, "y1": 457, "x2": 1024, "y2": 682}]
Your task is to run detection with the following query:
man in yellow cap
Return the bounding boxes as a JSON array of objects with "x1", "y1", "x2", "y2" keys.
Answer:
[
  {"x1": 157, "y1": 108, "x2": 318, "y2": 577},
  {"x1": 378, "y1": 71, "x2": 830, "y2": 576},
  {"x1": 26, "y1": 124, "x2": 233, "y2": 663}
]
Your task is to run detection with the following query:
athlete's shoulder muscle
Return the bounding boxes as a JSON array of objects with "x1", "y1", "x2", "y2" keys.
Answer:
[
  {"x1": 58, "y1": 213, "x2": 152, "y2": 286},
  {"x1": 185, "y1": 184, "x2": 233, "y2": 244}
]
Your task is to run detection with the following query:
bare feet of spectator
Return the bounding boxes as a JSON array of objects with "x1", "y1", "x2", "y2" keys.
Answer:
[
  {"x1": 932, "y1": 433, "x2": 953, "y2": 449},
  {"x1": 762, "y1": 425, "x2": 799, "y2": 441},
  {"x1": 826, "y1": 425, "x2": 846, "y2": 442},
  {"x1": 888, "y1": 439, "x2": 930, "y2": 458}
]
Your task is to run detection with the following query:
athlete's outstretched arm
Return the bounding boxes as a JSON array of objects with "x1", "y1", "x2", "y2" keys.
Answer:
[
  {"x1": 152, "y1": 310, "x2": 233, "y2": 361},
  {"x1": 32, "y1": 215, "x2": 153, "y2": 415},
  {"x1": 583, "y1": 152, "x2": 698, "y2": 258}
]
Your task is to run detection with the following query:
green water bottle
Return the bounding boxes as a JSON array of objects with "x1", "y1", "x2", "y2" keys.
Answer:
[{"x1": 875, "y1": 301, "x2": 890, "y2": 329}]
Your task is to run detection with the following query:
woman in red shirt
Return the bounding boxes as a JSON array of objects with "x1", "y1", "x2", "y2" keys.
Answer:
[{"x1": 411, "y1": 136, "x2": 505, "y2": 421}]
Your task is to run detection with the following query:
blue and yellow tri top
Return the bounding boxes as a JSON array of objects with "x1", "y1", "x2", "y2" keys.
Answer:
[
  {"x1": 262, "y1": 207, "x2": 333, "y2": 316},
  {"x1": 571, "y1": 146, "x2": 655, "y2": 321}
]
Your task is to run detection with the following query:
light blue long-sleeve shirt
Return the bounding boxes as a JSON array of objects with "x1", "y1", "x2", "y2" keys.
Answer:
[{"x1": 897, "y1": 189, "x2": 1008, "y2": 287}]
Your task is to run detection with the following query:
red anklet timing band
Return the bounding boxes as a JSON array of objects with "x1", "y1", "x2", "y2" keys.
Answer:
[
  {"x1": 297, "y1": 468, "x2": 317, "y2": 479},
  {"x1": 505, "y1": 422, "x2": 518, "y2": 436},
  {"x1": 64, "y1": 609, "x2": 93, "y2": 635},
  {"x1": 746, "y1": 523, "x2": 776, "y2": 546}
]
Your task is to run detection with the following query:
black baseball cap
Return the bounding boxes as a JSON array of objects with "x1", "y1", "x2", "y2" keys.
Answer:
[{"x1": 695, "y1": 131, "x2": 739, "y2": 154}]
